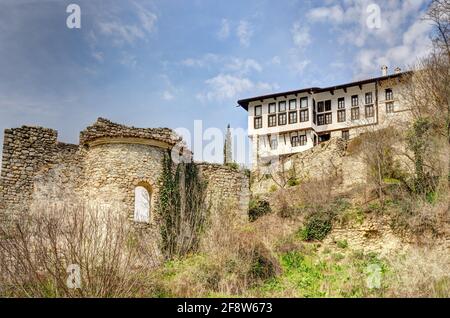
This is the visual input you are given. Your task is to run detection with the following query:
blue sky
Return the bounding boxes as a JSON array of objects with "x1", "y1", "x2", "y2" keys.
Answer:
[{"x1": 0, "y1": 0, "x2": 433, "y2": 164}]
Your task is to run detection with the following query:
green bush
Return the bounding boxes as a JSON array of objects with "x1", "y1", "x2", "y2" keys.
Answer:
[
  {"x1": 248, "y1": 199, "x2": 271, "y2": 222},
  {"x1": 298, "y1": 214, "x2": 332, "y2": 241},
  {"x1": 287, "y1": 177, "x2": 300, "y2": 187},
  {"x1": 336, "y1": 240, "x2": 348, "y2": 249}
]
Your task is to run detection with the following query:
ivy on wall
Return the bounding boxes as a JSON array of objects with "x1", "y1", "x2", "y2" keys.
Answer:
[{"x1": 158, "y1": 151, "x2": 208, "y2": 259}]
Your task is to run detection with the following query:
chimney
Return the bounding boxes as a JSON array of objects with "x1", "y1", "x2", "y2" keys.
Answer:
[
  {"x1": 381, "y1": 65, "x2": 388, "y2": 76},
  {"x1": 394, "y1": 67, "x2": 401, "y2": 74}
]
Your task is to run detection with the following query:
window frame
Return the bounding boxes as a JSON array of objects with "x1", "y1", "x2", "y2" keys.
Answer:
[
  {"x1": 337, "y1": 109, "x2": 346, "y2": 122},
  {"x1": 342, "y1": 130, "x2": 350, "y2": 141},
  {"x1": 365, "y1": 104, "x2": 374, "y2": 118},
  {"x1": 365, "y1": 92, "x2": 373, "y2": 105},
  {"x1": 351, "y1": 95, "x2": 359, "y2": 107},
  {"x1": 351, "y1": 107, "x2": 360, "y2": 120},
  {"x1": 325, "y1": 100, "x2": 332, "y2": 112},
  {"x1": 386, "y1": 101, "x2": 394, "y2": 113},
  {"x1": 300, "y1": 97, "x2": 308, "y2": 109},
  {"x1": 300, "y1": 109, "x2": 309, "y2": 122},
  {"x1": 254, "y1": 116, "x2": 263, "y2": 129},
  {"x1": 289, "y1": 99, "x2": 297, "y2": 110},
  {"x1": 268, "y1": 102, "x2": 276, "y2": 114},
  {"x1": 385, "y1": 88, "x2": 393, "y2": 101},
  {"x1": 278, "y1": 112, "x2": 287, "y2": 125},
  {"x1": 254, "y1": 105, "x2": 262, "y2": 116},
  {"x1": 299, "y1": 134, "x2": 307, "y2": 146},
  {"x1": 317, "y1": 114, "x2": 325, "y2": 125},
  {"x1": 291, "y1": 134, "x2": 299, "y2": 147},
  {"x1": 325, "y1": 112, "x2": 332, "y2": 125},
  {"x1": 288, "y1": 111, "x2": 298, "y2": 124},
  {"x1": 268, "y1": 114, "x2": 277, "y2": 127},
  {"x1": 317, "y1": 101, "x2": 324, "y2": 113},
  {"x1": 338, "y1": 97, "x2": 345, "y2": 109},
  {"x1": 278, "y1": 101, "x2": 286, "y2": 112},
  {"x1": 269, "y1": 135, "x2": 278, "y2": 150}
]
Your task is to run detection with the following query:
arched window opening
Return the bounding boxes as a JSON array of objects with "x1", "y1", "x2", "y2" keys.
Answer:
[{"x1": 134, "y1": 185, "x2": 151, "y2": 223}]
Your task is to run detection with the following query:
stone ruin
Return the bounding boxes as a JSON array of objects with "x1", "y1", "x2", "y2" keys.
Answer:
[{"x1": 0, "y1": 118, "x2": 250, "y2": 228}]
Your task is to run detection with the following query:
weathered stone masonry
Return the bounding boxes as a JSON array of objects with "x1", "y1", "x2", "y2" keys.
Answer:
[{"x1": 0, "y1": 118, "x2": 250, "y2": 226}]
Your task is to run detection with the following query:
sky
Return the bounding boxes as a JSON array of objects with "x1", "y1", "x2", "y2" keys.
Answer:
[{"x1": 0, "y1": 0, "x2": 434, "y2": 165}]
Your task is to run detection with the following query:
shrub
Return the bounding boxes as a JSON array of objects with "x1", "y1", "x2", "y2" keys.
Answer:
[
  {"x1": 269, "y1": 184, "x2": 278, "y2": 193},
  {"x1": 298, "y1": 214, "x2": 333, "y2": 241},
  {"x1": 336, "y1": 240, "x2": 348, "y2": 249},
  {"x1": 248, "y1": 199, "x2": 271, "y2": 222},
  {"x1": 287, "y1": 177, "x2": 300, "y2": 187},
  {"x1": 0, "y1": 201, "x2": 159, "y2": 297}
]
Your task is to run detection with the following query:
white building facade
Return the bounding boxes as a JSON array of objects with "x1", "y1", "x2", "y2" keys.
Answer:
[{"x1": 238, "y1": 68, "x2": 411, "y2": 168}]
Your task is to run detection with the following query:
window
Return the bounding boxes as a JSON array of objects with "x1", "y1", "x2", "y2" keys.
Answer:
[
  {"x1": 385, "y1": 88, "x2": 393, "y2": 101},
  {"x1": 317, "y1": 114, "x2": 325, "y2": 125},
  {"x1": 300, "y1": 97, "x2": 308, "y2": 108},
  {"x1": 337, "y1": 109, "x2": 346, "y2": 122},
  {"x1": 268, "y1": 103, "x2": 276, "y2": 113},
  {"x1": 365, "y1": 92, "x2": 373, "y2": 105},
  {"x1": 289, "y1": 99, "x2": 297, "y2": 110},
  {"x1": 351, "y1": 107, "x2": 360, "y2": 120},
  {"x1": 278, "y1": 101, "x2": 286, "y2": 112},
  {"x1": 386, "y1": 102, "x2": 394, "y2": 113},
  {"x1": 254, "y1": 105, "x2": 262, "y2": 116},
  {"x1": 290, "y1": 132, "x2": 306, "y2": 147},
  {"x1": 342, "y1": 130, "x2": 350, "y2": 141},
  {"x1": 299, "y1": 134, "x2": 307, "y2": 146},
  {"x1": 300, "y1": 109, "x2": 309, "y2": 122},
  {"x1": 269, "y1": 136, "x2": 278, "y2": 150},
  {"x1": 268, "y1": 114, "x2": 277, "y2": 127},
  {"x1": 289, "y1": 111, "x2": 298, "y2": 124},
  {"x1": 325, "y1": 112, "x2": 332, "y2": 124},
  {"x1": 254, "y1": 116, "x2": 262, "y2": 129},
  {"x1": 325, "y1": 100, "x2": 332, "y2": 111},
  {"x1": 134, "y1": 185, "x2": 151, "y2": 223},
  {"x1": 291, "y1": 135, "x2": 299, "y2": 147},
  {"x1": 338, "y1": 97, "x2": 345, "y2": 109},
  {"x1": 278, "y1": 112, "x2": 287, "y2": 125},
  {"x1": 365, "y1": 104, "x2": 374, "y2": 118},
  {"x1": 351, "y1": 95, "x2": 359, "y2": 107},
  {"x1": 317, "y1": 101, "x2": 324, "y2": 113}
]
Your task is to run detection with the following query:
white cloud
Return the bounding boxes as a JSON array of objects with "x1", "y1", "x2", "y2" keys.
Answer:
[
  {"x1": 224, "y1": 58, "x2": 262, "y2": 75},
  {"x1": 181, "y1": 55, "x2": 263, "y2": 75},
  {"x1": 97, "y1": 3, "x2": 157, "y2": 46},
  {"x1": 236, "y1": 20, "x2": 253, "y2": 47},
  {"x1": 92, "y1": 51, "x2": 104, "y2": 63},
  {"x1": 181, "y1": 54, "x2": 221, "y2": 67},
  {"x1": 308, "y1": 4, "x2": 345, "y2": 24},
  {"x1": 270, "y1": 56, "x2": 281, "y2": 65},
  {"x1": 306, "y1": 0, "x2": 429, "y2": 48},
  {"x1": 196, "y1": 74, "x2": 278, "y2": 102},
  {"x1": 217, "y1": 19, "x2": 230, "y2": 40},
  {"x1": 120, "y1": 52, "x2": 137, "y2": 68},
  {"x1": 291, "y1": 22, "x2": 311, "y2": 49},
  {"x1": 162, "y1": 90, "x2": 174, "y2": 101},
  {"x1": 354, "y1": 18, "x2": 432, "y2": 77}
]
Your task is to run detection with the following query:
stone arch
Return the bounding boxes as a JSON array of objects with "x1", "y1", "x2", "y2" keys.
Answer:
[{"x1": 134, "y1": 181, "x2": 152, "y2": 223}]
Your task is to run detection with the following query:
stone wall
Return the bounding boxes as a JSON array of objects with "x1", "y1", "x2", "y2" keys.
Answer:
[
  {"x1": 0, "y1": 126, "x2": 59, "y2": 213},
  {"x1": 0, "y1": 118, "x2": 250, "y2": 236},
  {"x1": 198, "y1": 163, "x2": 250, "y2": 219},
  {"x1": 251, "y1": 137, "x2": 366, "y2": 195}
]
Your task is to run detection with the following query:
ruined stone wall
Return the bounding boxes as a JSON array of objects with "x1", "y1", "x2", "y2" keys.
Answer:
[
  {"x1": 80, "y1": 143, "x2": 166, "y2": 223},
  {"x1": 251, "y1": 138, "x2": 365, "y2": 194},
  {"x1": 0, "y1": 126, "x2": 59, "y2": 214},
  {"x1": 198, "y1": 163, "x2": 250, "y2": 219}
]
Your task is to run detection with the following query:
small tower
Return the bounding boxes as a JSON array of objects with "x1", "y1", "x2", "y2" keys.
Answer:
[{"x1": 224, "y1": 124, "x2": 233, "y2": 164}]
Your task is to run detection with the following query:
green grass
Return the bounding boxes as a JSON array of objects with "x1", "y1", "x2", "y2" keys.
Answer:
[{"x1": 254, "y1": 245, "x2": 389, "y2": 298}]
